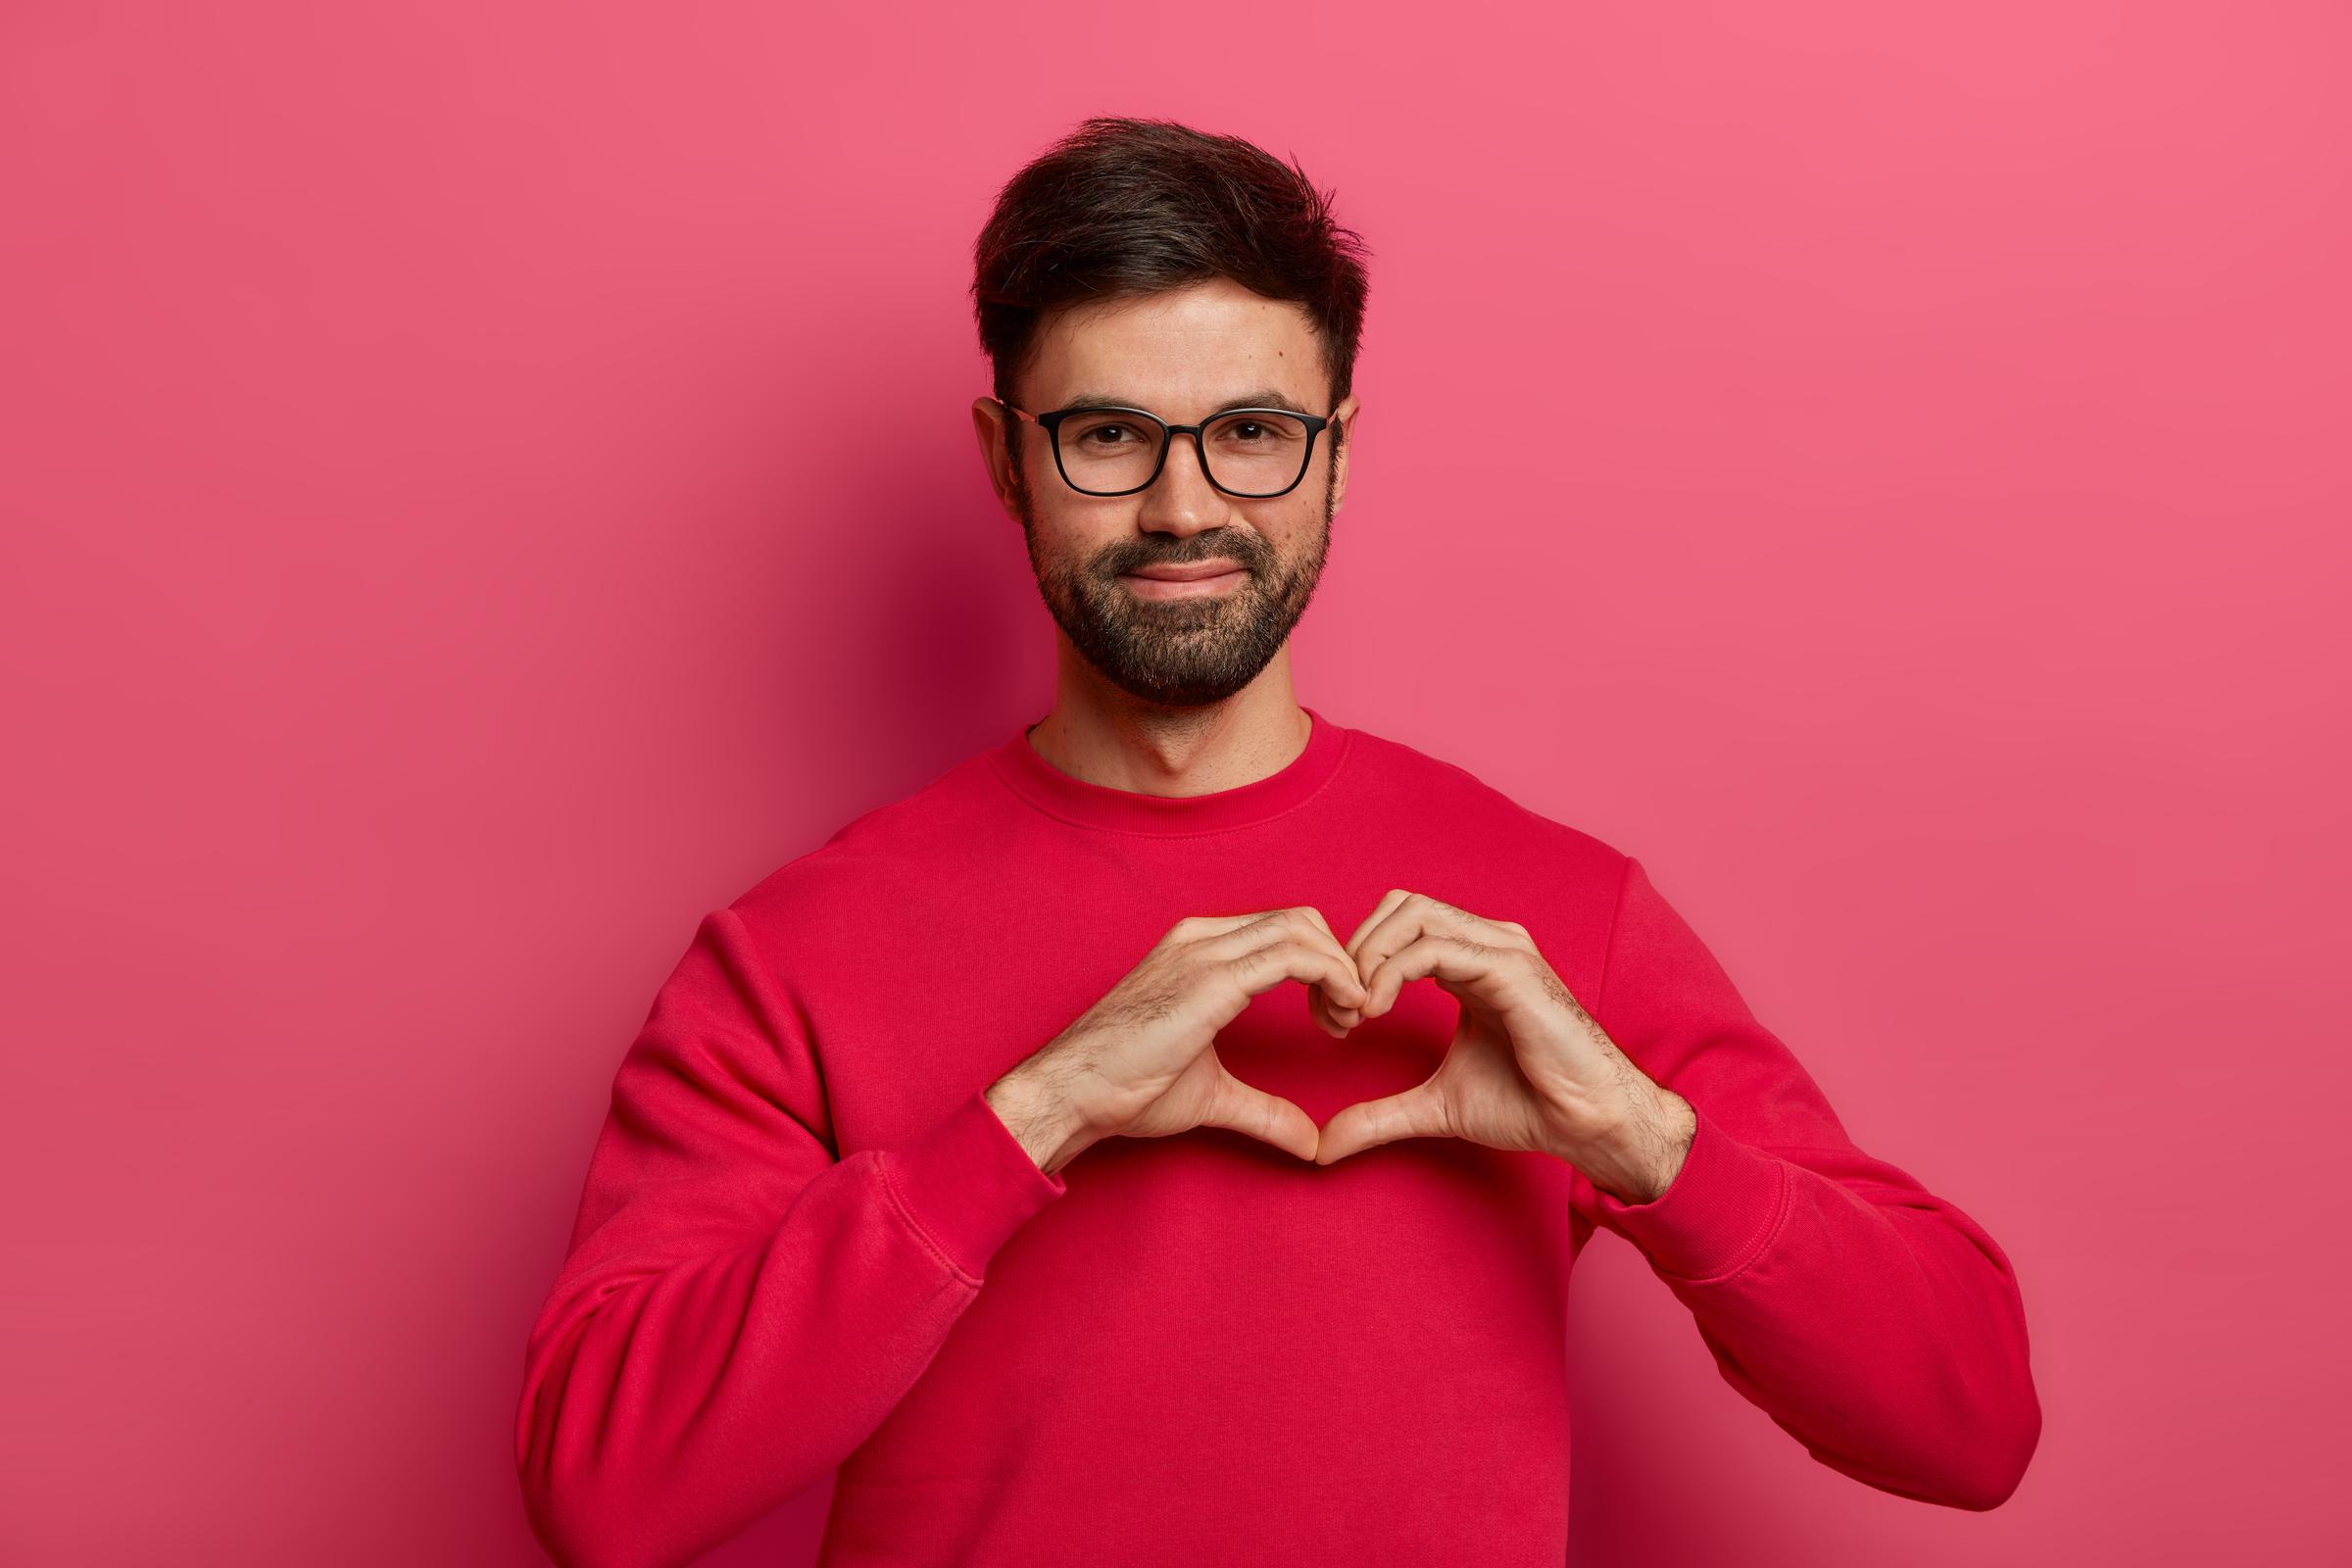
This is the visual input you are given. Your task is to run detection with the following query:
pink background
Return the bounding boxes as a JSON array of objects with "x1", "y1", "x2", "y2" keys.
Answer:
[{"x1": 4, "y1": 3, "x2": 2345, "y2": 1564}]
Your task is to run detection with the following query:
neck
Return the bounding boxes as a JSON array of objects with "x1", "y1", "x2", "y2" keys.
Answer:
[{"x1": 1028, "y1": 659, "x2": 1311, "y2": 799}]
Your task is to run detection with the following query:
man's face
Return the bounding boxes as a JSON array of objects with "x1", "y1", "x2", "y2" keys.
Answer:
[{"x1": 972, "y1": 276, "x2": 1358, "y2": 708}]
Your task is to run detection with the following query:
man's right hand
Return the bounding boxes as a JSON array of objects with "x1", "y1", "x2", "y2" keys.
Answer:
[{"x1": 985, "y1": 907, "x2": 1370, "y2": 1174}]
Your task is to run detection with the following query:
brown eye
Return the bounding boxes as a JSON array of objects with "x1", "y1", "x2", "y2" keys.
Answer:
[{"x1": 1072, "y1": 419, "x2": 1140, "y2": 447}]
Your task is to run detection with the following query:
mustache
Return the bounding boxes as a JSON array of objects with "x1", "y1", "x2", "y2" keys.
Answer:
[{"x1": 1102, "y1": 539, "x2": 1265, "y2": 576}]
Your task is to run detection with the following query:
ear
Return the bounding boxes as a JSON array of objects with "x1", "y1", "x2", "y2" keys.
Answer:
[
  {"x1": 970, "y1": 395, "x2": 1022, "y2": 523},
  {"x1": 1327, "y1": 393, "x2": 1360, "y2": 515}
]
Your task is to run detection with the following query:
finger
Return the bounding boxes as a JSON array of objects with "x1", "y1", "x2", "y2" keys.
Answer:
[
  {"x1": 1314, "y1": 1076, "x2": 1451, "y2": 1164},
  {"x1": 1200, "y1": 1065, "x2": 1322, "y2": 1162},
  {"x1": 1342, "y1": 888, "x2": 1413, "y2": 965},
  {"x1": 1194, "y1": 911, "x2": 1355, "y2": 1031},
  {"x1": 1294, "y1": 906, "x2": 1364, "y2": 1033},
  {"x1": 1353, "y1": 897, "x2": 1520, "y2": 1018},
  {"x1": 1238, "y1": 936, "x2": 1369, "y2": 1012},
  {"x1": 1348, "y1": 896, "x2": 1430, "y2": 1016},
  {"x1": 1181, "y1": 908, "x2": 1318, "y2": 941},
  {"x1": 1292, "y1": 908, "x2": 1342, "y2": 1034},
  {"x1": 1217, "y1": 922, "x2": 1370, "y2": 1012},
  {"x1": 1347, "y1": 889, "x2": 1442, "y2": 997},
  {"x1": 1359, "y1": 931, "x2": 1517, "y2": 1020}
]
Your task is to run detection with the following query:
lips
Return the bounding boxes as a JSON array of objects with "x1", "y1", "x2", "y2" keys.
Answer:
[{"x1": 1125, "y1": 560, "x2": 1246, "y2": 582}]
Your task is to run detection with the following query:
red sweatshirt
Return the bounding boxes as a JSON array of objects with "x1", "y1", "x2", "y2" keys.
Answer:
[{"x1": 514, "y1": 705, "x2": 2041, "y2": 1568}]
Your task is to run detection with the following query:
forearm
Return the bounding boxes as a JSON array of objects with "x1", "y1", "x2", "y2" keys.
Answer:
[
  {"x1": 1579, "y1": 857, "x2": 2042, "y2": 1508},
  {"x1": 1590, "y1": 1109, "x2": 2042, "y2": 1510},
  {"x1": 517, "y1": 1092, "x2": 1063, "y2": 1568}
]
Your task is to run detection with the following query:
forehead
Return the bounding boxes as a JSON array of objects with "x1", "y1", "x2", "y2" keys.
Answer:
[{"x1": 1024, "y1": 276, "x2": 1327, "y2": 414}]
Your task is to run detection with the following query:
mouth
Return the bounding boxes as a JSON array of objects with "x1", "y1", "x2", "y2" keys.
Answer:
[{"x1": 1120, "y1": 561, "x2": 1249, "y2": 600}]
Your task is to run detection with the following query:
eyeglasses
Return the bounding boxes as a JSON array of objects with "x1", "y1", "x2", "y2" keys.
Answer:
[{"x1": 1000, "y1": 400, "x2": 1332, "y2": 498}]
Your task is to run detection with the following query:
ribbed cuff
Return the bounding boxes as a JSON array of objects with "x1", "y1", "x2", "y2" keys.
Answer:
[
  {"x1": 880, "y1": 1088, "x2": 1067, "y2": 1282},
  {"x1": 1590, "y1": 1104, "x2": 1790, "y2": 1283}
]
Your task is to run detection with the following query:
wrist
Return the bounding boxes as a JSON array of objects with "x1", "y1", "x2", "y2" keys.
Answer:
[
  {"x1": 986, "y1": 1061, "x2": 1102, "y2": 1176},
  {"x1": 1579, "y1": 1086, "x2": 1697, "y2": 1204}
]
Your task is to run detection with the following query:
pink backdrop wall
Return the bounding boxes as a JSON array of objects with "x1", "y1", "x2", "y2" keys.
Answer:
[{"x1": 5, "y1": 3, "x2": 2345, "y2": 1563}]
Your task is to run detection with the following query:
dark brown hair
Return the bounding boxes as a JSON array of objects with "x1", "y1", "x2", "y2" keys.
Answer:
[{"x1": 971, "y1": 117, "x2": 1370, "y2": 413}]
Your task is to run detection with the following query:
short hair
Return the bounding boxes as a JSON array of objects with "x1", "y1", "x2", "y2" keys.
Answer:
[{"x1": 971, "y1": 117, "x2": 1371, "y2": 412}]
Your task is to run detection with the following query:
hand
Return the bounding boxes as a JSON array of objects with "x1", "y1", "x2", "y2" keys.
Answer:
[
  {"x1": 1312, "y1": 890, "x2": 1695, "y2": 1201},
  {"x1": 988, "y1": 907, "x2": 1371, "y2": 1174}
]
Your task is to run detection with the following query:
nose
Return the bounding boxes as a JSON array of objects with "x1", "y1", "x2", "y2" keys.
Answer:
[{"x1": 1136, "y1": 426, "x2": 1226, "y2": 534}]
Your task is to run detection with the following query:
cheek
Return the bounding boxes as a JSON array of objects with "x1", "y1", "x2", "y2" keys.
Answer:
[
  {"x1": 1256, "y1": 501, "x2": 1328, "y2": 552},
  {"x1": 1027, "y1": 499, "x2": 1142, "y2": 564}
]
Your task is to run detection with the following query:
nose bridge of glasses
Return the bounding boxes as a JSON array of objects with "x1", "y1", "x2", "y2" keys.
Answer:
[{"x1": 1161, "y1": 419, "x2": 1224, "y2": 489}]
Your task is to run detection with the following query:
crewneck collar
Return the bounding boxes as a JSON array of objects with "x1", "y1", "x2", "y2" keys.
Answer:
[{"x1": 986, "y1": 705, "x2": 1351, "y2": 837}]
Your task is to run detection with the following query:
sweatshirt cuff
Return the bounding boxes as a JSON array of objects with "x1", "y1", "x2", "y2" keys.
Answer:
[
  {"x1": 1589, "y1": 1103, "x2": 1790, "y2": 1282},
  {"x1": 879, "y1": 1088, "x2": 1067, "y2": 1282}
]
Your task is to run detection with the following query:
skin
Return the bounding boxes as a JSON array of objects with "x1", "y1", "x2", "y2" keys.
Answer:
[
  {"x1": 968, "y1": 276, "x2": 1354, "y2": 796},
  {"x1": 971, "y1": 278, "x2": 1695, "y2": 1200}
]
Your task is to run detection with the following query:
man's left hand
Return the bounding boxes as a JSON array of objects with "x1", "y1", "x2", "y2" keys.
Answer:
[{"x1": 1311, "y1": 890, "x2": 1696, "y2": 1202}]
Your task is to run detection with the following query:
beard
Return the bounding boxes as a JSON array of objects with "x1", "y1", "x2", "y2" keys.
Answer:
[{"x1": 1012, "y1": 449, "x2": 1337, "y2": 709}]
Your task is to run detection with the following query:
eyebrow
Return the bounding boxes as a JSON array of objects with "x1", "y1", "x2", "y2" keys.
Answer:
[{"x1": 1056, "y1": 387, "x2": 1315, "y2": 417}]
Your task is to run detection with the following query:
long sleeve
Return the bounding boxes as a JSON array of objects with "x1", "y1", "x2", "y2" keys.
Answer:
[
  {"x1": 1573, "y1": 857, "x2": 2043, "y2": 1511},
  {"x1": 514, "y1": 906, "x2": 1067, "y2": 1568}
]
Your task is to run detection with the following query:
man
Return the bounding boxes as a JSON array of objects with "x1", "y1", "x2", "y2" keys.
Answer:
[{"x1": 515, "y1": 117, "x2": 2041, "y2": 1568}]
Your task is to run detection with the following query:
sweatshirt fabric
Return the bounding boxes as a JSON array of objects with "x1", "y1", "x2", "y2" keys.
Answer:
[{"x1": 514, "y1": 705, "x2": 2041, "y2": 1568}]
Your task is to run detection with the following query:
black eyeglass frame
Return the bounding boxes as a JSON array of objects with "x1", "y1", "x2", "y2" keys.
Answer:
[{"x1": 1000, "y1": 400, "x2": 1333, "y2": 499}]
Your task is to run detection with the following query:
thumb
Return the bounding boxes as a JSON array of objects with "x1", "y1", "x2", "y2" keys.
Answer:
[
  {"x1": 1198, "y1": 1064, "x2": 1322, "y2": 1163},
  {"x1": 1314, "y1": 1077, "x2": 1450, "y2": 1165}
]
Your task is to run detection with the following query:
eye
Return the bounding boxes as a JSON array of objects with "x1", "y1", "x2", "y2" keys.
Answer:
[
  {"x1": 1072, "y1": 419, "x2": 1142, "y2": 448},
  {"x1": 1210, "y1": 414, "x2": 1304, "y2": 447}
]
